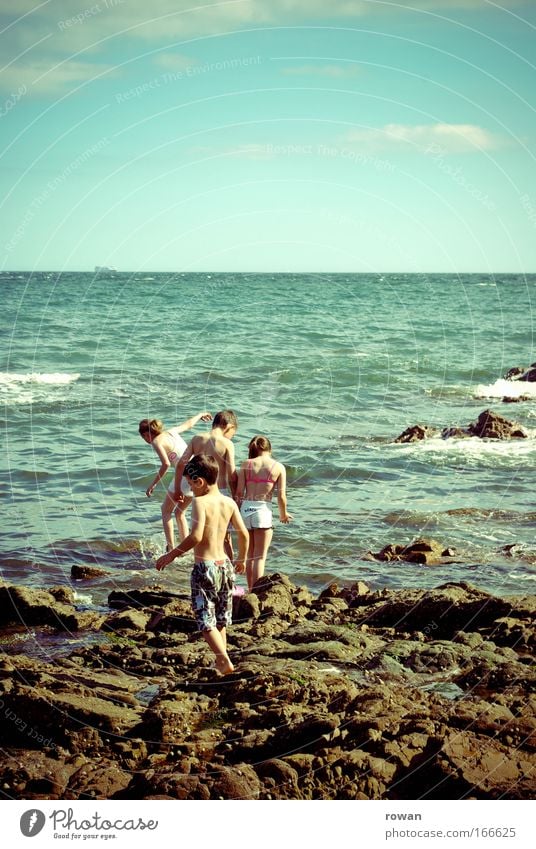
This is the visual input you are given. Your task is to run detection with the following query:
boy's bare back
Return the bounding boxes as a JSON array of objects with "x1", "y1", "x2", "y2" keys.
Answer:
[
  {"x1": 190, "y1": 432, "x2": 233, "y2": 489},
  {"x1": 192, "y1": 491, "x2": 238, "y2": 561}
]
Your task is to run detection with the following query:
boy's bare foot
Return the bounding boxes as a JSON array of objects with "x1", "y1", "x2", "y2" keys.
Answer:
[{"x1": 215, "y1": 655, "x2": 235, "y2": 676}]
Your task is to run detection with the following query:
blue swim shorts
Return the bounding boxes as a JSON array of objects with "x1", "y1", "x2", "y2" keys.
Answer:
[{"x1": 190, "y1": 558, "x2": 235, "y2": 632}]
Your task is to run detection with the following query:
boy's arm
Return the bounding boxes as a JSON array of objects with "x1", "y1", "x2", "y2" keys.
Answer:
[
  {"x1": 226, "y1": 440, "x2": 237, "y2": 496},
  {"x1": 173, "y1": 441, "x2": 194, "y2": 502},
  {"x1": 156, "y1": 500, "x2": 205, "y2": 571},
  {"x1": 229, "y1": 502, "x2": 248, "y2": 573},
  {"x1": 175, "y1": 411, "x2": 212, "y2": 433},
  {"x1": 146, "y1": 439, "x2": 170, "y2": 497},
  {"x1": 276, "y1": 465, "x2": 292, "y2": 523}
]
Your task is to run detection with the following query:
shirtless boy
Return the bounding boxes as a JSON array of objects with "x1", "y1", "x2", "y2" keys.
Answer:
[
  {"x1": 174, "y1": 410, "x2": 238, "y2": 558},
  {"x1": 155, "y1": 453, "x2": 248, "y2": 675}
]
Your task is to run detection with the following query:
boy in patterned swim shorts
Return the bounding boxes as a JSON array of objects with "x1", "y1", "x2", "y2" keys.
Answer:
[{"x1": 156, "y1": 453, "x2": 248, "y2": 675}]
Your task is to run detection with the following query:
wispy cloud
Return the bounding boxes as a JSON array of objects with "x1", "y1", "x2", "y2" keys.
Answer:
[
  {"x1": 342, "y1": 122, "x2": 503, "y2": 153},
  {"x1": 0, "y1": 0, "x2": 529, "y2": 96},
  {"x1": 0, "y1": 59, "x2": 120, "y2": 96},
  {"x1": 281, "y1": 63, "x2": 361, "y2": 78},
  {"x1": 153, "y1": 52, "x2": 198, "y2": 72}
]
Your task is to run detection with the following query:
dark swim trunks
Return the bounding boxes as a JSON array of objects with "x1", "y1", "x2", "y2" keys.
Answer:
[{"x1": 190, "y1": 558, "x2": 235, "y2": 631}]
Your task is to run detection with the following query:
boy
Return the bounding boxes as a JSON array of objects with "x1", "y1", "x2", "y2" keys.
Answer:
[
  {"x1": 174, "y1": 410, "x2": 238, "y2": 559},
  {"x1": 156, "y1": 453, "x2": 248, "y2": 675},
  {"x1": 174, "y1": 409, "x2": 238, "y2": 499}
]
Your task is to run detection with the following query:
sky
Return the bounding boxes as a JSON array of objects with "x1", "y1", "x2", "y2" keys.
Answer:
[{"x1": 1, "y1": 0, "x2": 535, "y2": 273}]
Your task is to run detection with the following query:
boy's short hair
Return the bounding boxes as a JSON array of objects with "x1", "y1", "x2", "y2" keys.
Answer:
[
  {"x1": 184, "y1": 453, "x2": 219, "y2": 485},
  {"x1": 212, "y1": 409, "x2": 238, "y2": 430}
]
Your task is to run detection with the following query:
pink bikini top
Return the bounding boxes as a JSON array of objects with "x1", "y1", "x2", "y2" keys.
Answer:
[{"x1": 246, "y1": 459, "x2": 278, "y2": 486}]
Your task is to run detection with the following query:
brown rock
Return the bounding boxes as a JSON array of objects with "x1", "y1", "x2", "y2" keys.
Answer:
[
  {"x1": 395, "y1": 424, "x2": 436, "y2": 443},
  {"x1": 468, "y1": 409, "x2": 527, "y2": 439},
  {"x1": 71, "y1": 565, "x2": 107, "y2": 580}
]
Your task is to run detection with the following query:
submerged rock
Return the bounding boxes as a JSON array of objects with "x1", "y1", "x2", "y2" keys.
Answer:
[{"x1": 368, "y1": 538, "x2": 457, "y2": 566}]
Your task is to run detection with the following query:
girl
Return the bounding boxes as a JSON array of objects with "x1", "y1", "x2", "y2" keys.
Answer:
[
  {"x1": 139, "y1": 412, "x2": 211, "y2": 550},
  {"x1": 235, "y1": 435, "x2": 292, "y2": 590}
]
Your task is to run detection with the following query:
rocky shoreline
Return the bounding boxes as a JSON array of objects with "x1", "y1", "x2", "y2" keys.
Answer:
[{"x1": 0, "y1": 572, "x2": 534, "y2": 800}]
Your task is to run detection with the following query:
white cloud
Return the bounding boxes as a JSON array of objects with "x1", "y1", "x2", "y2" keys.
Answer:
[{"x1": 342, "y1": 122, "x2": 503, "y2": 153}]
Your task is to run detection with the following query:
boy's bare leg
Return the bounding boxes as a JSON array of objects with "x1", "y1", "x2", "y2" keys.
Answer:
[{"x1": 203, "y1": 627, "x2": 234, "y2": 674}]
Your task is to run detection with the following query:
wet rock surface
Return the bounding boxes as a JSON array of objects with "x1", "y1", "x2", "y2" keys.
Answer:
[
  {"x1": 0, "y1": 574, "x2": 534, "y2": 800},
  {"x1": 394, "y1": 409, "x2": 528, "y2": 442}
]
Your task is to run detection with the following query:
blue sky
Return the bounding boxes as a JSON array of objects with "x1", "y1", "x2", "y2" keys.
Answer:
[{"x1": 1, "y1": 0, "x2": 535, "y2": 272}]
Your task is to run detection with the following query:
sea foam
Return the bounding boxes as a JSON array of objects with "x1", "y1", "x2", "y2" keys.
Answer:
[
  {"x1": 0, "y1": 372, "x2": 80, "y2": 386},
  {"x1": 474, "y1": 378, "x2": 536, "y2": 399}
]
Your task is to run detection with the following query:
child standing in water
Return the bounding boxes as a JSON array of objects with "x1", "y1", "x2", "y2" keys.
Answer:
[
  {"x1": 155, "y1": 453, "x2": 248, "y2": 675},
  {"x1": 235, "y1": 435, "x2": 292, "y2": 590},
  {"x1": 139, "y1": 412, "x2": 211, "y2": 550}
]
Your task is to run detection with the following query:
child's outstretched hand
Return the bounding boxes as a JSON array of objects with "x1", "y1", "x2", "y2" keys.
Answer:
[
  {"x1": 156, "y1": 550, "x2": 174, "y2": 571},
  {"x1": 200, "y1": 412, "x2": 212, "y2": 422}
]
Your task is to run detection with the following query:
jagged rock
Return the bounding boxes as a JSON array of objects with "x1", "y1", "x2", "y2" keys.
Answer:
[
  {"x1": 71, "y1": 565, "x2": 107, "y2": 580},
  {"x1": 434, "y1": 731, "x2": 536, "y2": 799},
  {"x1": 0, "y1": 574, "x2": 534, "y2": 801},
  {"x1": 394, "y1": 424, "x2": 437, "y2": 443},
  {"x1": 441, "y1": 426, "x2": 471, "y2": 439},
  {"x1": 101, "y1": 609, "x2": 152, "y2": 633},
  {"x1": 397, "y1": 410, "x2": 528, "y2": 442},
  {"x1": 0, "y1": 583, "x2": 103, "y2": 631},
  {"x1": 505, "y1": 363, "x2": 536, "y2": 382},
  {"x1": 369, "y1": 538, "x2": 455, "y2": 566},
  {"x1": 468, "y1": 409, "x2": 527, "y2": 439}
]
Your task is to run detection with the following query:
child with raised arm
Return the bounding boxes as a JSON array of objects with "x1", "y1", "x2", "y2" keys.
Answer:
[
  {"x1": 235, "y1": 435, "x2": 292, "y2": 591},
  {"x1": 155, "y1": 453, "x2": 248, "y2": 675},
  {"x1": 173, "y1": 410, "x2": 238, "y2": 559},
  {"x1": 139, "y1": 412, "x2": 211, "y2": 551}
]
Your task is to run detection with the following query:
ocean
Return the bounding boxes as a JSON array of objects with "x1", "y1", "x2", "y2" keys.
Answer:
[{"x1": 2, "y1": 271, "x2": 535, "y2": 618}]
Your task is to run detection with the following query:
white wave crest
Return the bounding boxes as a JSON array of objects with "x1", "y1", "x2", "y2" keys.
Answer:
[
  {"x1": 0, "y1": 372, "x2": 80, "y2": 386},
  {"x1": 474, "y1": 378, "x2": 536, "y2": 399},
  {"x1": 392, "y1": 434, "x2": 536, "y2": 468}
]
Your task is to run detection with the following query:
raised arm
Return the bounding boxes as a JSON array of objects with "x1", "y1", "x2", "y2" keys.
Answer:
[
  {"x1": 175, "y1": 411, "x2": 212, "y2": 433},
  {"x1": 230, "y1": 502, "x2": 249, "y2": 573},
  {"x1": 173, "y1": 441, "x2": 194, "y2": 502},
  {"x1": 156, "y1": 499, "x2": 205, "y2": 571},
  {"x1": 276, "y1": 464, "x2": 292, "y2": 523},
  {"x1": 146, "y1": 437, "x2": 170, "y2": 497}
]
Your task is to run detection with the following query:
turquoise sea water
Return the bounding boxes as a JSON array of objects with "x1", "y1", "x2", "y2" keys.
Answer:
[{"x1": 1, "y1": 272, "x2": 535, "y2": 606}]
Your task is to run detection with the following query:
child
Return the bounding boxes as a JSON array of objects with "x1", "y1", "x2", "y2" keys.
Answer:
[
  {"x1": 235, "y1": 435, "x2": 292, "y2": 591},
  {"x1": 155, "y1": 453, "x2": 248, "y2": 675},
  {"x1": 139, "y1": 412, "x2": 211, "y2": 551},
  {"x1": 174, "y1": 410, "x2": 238, "y2": 559}
]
